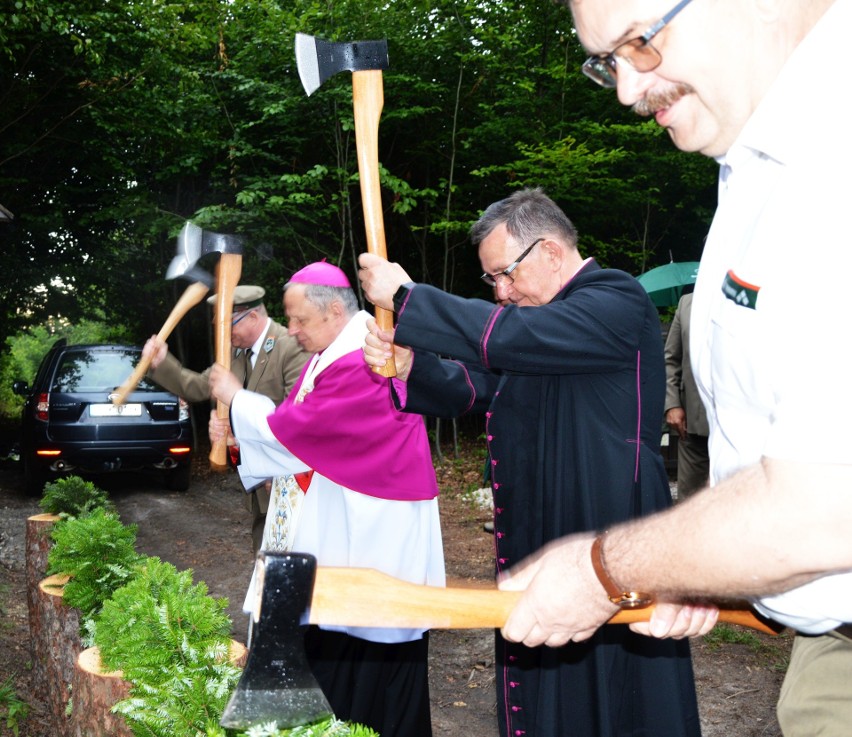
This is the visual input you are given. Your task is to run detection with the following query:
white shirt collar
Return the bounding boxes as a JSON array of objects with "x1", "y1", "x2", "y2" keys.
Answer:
[{"x1": 247, "y1": 317, "x2": 272, "y2": 363}]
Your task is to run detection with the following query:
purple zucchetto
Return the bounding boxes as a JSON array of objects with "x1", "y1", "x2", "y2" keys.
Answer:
[{"x1": 288, "y1": 259, "x2": 351, "y2": 288}]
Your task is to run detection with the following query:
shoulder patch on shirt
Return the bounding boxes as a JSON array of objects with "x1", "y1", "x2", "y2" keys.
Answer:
[
  {"x1": 263, "y1": 337, "x2": 275, "y2": 353},
  {"x1": 722, "y1": 269, "x2": 760, "y2": 309}
]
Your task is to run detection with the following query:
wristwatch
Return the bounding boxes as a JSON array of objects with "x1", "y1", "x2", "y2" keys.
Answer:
[
  {"x1": 590, "y1": 534, "x2": 654, "y2": 610},
  {"x1": 392, "y1": 281, "x2": 415, "y2": 312}
]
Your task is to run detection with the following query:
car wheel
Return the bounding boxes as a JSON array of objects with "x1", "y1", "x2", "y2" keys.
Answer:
[
  {"x1": 24, "y1": 455, "x2": 49, "y2": 497},
  {"x1": 164, "y1": 463, "x2": 191, "y2": 492}
]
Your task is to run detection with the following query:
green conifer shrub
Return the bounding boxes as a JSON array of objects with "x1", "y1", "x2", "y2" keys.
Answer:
[
  {"x1": 207, "y1": 718, "x2": 379, "y2": 736},
  {"x1": 39, "y1": 475, "x2": 114, "y2": 518},
  {"x1": 46, "y1": 508, "x2": 142, "y2": 628},
  {"x1": 95, "y1": 556, "x2": 241, "y2": 736},
  {"x1": 94, "y1": 558, "x2": 379, "y2": 737}
]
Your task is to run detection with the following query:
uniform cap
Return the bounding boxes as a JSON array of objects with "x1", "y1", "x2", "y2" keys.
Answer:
[{"x1": 206, "y1": 285, "x2": 265, "y2": 310}]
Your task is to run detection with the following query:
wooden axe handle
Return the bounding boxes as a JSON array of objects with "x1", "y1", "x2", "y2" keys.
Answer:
[
  {"x1": 310, "y1": 567, "x2": 783, "y2": 636},
  {"x1": 210, "y1": 252, "x2": 242, "y2": 471},
  {"x1": 112, "y1": 281, "x2": 211, "y2": 406},
  {"x1": 353, "y1": 69, "x2": 396, "y2": 378}
]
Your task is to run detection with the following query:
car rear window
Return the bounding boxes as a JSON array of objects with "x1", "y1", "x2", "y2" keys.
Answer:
[{"x1": 51, "y1": 350, "x2": 159, "y2": 393}]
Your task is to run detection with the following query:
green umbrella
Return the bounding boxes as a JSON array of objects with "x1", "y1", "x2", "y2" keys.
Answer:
[{"x1": 636, "y1": 261, "x2": 700, "y2": 308}]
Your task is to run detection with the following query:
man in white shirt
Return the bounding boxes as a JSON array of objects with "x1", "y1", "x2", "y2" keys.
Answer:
[{"x1": 497, "y1": 1, "x2": 852, "y2": 734}]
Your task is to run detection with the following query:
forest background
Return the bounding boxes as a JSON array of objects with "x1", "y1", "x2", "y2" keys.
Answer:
[{"x1": 0, "y1": 0, "x2": 717, "y2": 413}]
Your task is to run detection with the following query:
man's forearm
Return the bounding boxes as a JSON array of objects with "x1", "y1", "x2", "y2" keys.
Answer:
[
  {"x1": 149, "y1": 352, "x2": 211, "y2": 403},
  {"x1": 605, "y1": 458, "x2": 852, "y2": 599}
]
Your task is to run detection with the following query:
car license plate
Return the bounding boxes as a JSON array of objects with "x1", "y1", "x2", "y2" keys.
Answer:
[{"x1": 90, "y1": 403, "x2": 142, "y2": 417}]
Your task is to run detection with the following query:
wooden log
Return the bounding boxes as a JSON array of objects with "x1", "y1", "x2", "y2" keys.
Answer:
[
  {"x1": 69, "y1": 641, "x2": 248, "y2": 737},
  {"x1": 25, "y1": 513, "x2": 60, "y2": 643},
  {"x1": 229, "y1": 639, "x2": 249, "y2": 668},
  {"x1": 35, "y1": 574, "x2": 80, "y2": 737},
  {"x1": 69, "y1": 647, "x2": 132, "y2": 737}
]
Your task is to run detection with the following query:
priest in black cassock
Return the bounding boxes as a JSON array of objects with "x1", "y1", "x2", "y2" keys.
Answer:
[{"x1": 358, "y1": 188, "x2": 700, "y2": 737}]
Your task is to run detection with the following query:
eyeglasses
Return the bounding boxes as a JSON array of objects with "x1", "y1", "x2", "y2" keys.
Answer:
[
  {"x1": 581, "y1": 0, "x2": 696, "y2": 89},
  {"x1": 480, "y1": 238, "x2": 544, "y2": 288},
  {"x1": 231, "y1": 308, "x2": 255, "y2": 326}
]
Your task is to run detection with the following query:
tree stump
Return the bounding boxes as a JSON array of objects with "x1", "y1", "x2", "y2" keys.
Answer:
[
  {"x1": 34, "y1": 574, "x2": 80, "y2": 737},
  {"x1": 25, "y1": 513, "x2": 60, "y2": 642},
  {"x1": 229, "y1": 639, "x2": 248, "y2": 668},
  {"x1": 69, "y1": 641, "x2": 248, "y2": 737},
  {"x1": 69, "y1": 647, "x2": 133, "y2": 737}
]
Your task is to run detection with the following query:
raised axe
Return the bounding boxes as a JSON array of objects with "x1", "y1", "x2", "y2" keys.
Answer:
[
  {"x1": 204, "y1": 228, "x2": 244, "y2": 471},
  {"x1": 220, "y1": 551, "x2": 783, "y2": 729},
  {"x1": 295, "y1": 33, "x2": 397, "y2": 378},
  {"x1": 113, "y1": 222, "x2": 243, "y2": 471},
  {"x1": 112, "y1": 223, "x2": 217, "y2": 406}
]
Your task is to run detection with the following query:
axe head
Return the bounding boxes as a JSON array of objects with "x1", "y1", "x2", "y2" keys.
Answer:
[
  {"x1": 295, "y1": 33, "x2": 388, "y2": 96},
  {"x1": 220, "y1": 552, "x2": 332, "y2": 730},
  {"x1": 165, "y1": 221, "x2": 244, "y2": 282}
]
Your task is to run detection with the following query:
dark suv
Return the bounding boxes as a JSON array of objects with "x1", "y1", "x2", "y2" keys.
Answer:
[{"x1": 13, "y1": 340, "x2": 195, "y2": 495}]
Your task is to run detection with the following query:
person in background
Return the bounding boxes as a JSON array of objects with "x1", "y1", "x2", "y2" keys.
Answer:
[
  {"x1": 359, "y1": 188, "x2": 700, "y2": 737},
  {"x1": 143, "y1": 284, "x2": 309, "y2": 550},
  {"x1": 208, "y1": 262, "x2": 444, "y2": 737},
  {"x1": 498, "y1": 2, "x2": 852, "y2": 736},
  {"x1": 664, "y1": 289, "x2": 709, "y2": 499}
]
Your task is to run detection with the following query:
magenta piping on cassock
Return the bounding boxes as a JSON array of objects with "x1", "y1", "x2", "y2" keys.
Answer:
[
  {"x1": 479, "y1": 305, "x2": 504, "y2": 369},
  {"x1": 634, "y1": 349, "x2": 642, "y2": 482},
  {"x1": 450, "y1": 359, "x2": 478, "y2": 414}
]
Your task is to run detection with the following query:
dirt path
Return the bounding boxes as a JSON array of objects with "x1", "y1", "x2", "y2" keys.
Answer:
[{"x1": 0, "y1": 445, "x2": 791, "y2": 736}]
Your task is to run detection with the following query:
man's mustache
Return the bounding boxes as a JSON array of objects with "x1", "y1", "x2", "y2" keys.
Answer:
[{"x1": 632, "y1": 83, "x2": 695, "y2": 117}]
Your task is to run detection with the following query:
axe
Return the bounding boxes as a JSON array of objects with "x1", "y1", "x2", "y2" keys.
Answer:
[
  {"x1": 209, "y1": 236, "x2": 243, "y2": 471},
  {"x1": 220, "y1": 552, "x2": 782, "y2": 729},
  {"x1": 295, "y1": 33, "x2": 397, "y2": 378},
  {"x1": 112, "y1": 225, "x2": 218, "y2": 406},
  {"x1": 170, "y1": 223, "x2": 244, "y2": 470}
]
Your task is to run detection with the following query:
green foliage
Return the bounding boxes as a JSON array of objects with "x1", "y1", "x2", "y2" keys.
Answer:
[
  {"x1": 0, "y1": 676, "x2": 30, "y2": 737},
  {"x1": 39, "y1": 475, "x2": 114, "y2": 517},
  {"x1": 47, "y1": 508, "x2": 142, "y2": 625},
  {"x1": 1, "y1": 0, "x2": 717, "y2": 365},
  {"x1": 93, "y1": 557, "x2": 379, "y2": 737},
  {"x1": 0, "y1": 316, "x2": 133, "y2": 418},
  {"x1": 205, "y1": 718, "x2": 379, "y2": 737},
  {"x1": 94, "y1": 556, "x2": 239, "y2": 737}
]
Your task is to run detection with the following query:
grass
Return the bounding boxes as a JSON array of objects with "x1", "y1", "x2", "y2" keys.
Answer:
[
  {"x1": 0, "y1": 676, "x2": 30, "y2": 737},
  {"x1": 702, "y1": 623, "x2": 791, "y2": 673}
]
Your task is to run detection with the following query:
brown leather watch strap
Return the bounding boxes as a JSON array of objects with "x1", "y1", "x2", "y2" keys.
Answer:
[
  {"x1": 590, "y1": 534, "x2": 654, "y2": 610},
  {"x1": 590, "y1": 534, "x2": 624, "y2": 599}
]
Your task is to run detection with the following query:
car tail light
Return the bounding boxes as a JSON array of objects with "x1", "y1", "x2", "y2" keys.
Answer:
[
  {"x1": 36, "y1": 449, "x2": 62, "y2": 457},
  {"x1": 179, "y1": 397, "x2": 190, "y2": 422},
  {"x1": 168, "y1": 446, "x2": 192, "y2": 455},
  {"x1": 36, "y1": 393, "x2": 50, "y2": 422}
]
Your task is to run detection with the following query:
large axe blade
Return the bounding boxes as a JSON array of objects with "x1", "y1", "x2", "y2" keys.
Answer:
[
  {"x1": 112, "y1": 222, "x2": 223, "y2": 406},
  {"x1": 295, "y1": 33, "x2": 397, "y2": 378},
  {"x1": 220, "y1": 553, "x2": 332, "y2": 729},
  {"x1": 221, "y1": 551, "x2": 782, "y2": 729},
  {"x1": 164, "y1": 222, "x2": 244, "y2": 281},
  {"x1": 295, "y1": 34, "x2": 389, "y2": 97}
]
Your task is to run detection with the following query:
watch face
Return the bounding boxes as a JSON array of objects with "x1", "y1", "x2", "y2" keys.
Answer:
[{"x1": 614, "y1": 592, "x2": 654, "y2": 610}]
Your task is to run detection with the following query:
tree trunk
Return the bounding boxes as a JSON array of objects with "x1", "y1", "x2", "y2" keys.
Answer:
[
  {"x1": 69, "y1": 641, "x2": 248, "y2": 737},
  {"x1": 26, "y1": 513, "x2": 59, "y2": 644},
  {"x1": 34, "y1": 574, "x2": 80, "y2": 737},
  {"x1": 229, "y1": 639, "x2": 248, "y2": 668},
  {"x1": 69, "y1": 647, "x2": 133, "y2": 737}
]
